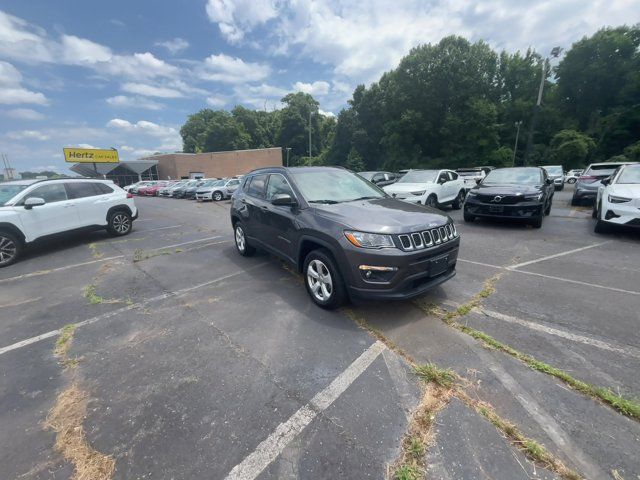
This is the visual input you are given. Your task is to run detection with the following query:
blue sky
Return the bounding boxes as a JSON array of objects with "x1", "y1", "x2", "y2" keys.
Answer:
[{"x1": 1, "y1": 0, "x2": 637, "y2": 173}]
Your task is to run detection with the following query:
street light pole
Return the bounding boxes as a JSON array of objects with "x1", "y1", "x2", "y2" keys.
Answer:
[
  {"x1": 523, "y1": 47, "x2": 562, "y2": 166},
  {"x1": 512, "y1": 121, "x2": 522, "y2": 166},
  {"x1": 308, "y1": 110, "x2": 312, "y2": 158},
  {"x1": 286, "y1": 147, "x2": 291, "y2": 167}
]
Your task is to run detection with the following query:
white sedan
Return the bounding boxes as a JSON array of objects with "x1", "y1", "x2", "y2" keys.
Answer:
[
  {"x1": 383, "y1": 169, "x2": 467, "y2": 209},
  {"x1": 593, "y1": 164, "x2": 640, "y2": 233}
]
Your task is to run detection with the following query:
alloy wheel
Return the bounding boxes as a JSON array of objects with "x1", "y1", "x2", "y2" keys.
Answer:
[
  {"x1": 235, "y1": 226, "x2": 245, "y2": 252},
  {"x1": 0, "y1": 235, "x2": 17, "y2": 266},
  {"x1": 307, "y1": 259, "x2": 333, "y2": 302},
  {"x1": 214, "y1": 192, "x2": 223, "y2": 201},
  {"x1": 112, "y1": 213, "x2": 131, "y2": 234}
]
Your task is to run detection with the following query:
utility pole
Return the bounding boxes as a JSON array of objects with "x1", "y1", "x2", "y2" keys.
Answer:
[
  {"x1": 308, "y1": 110, "x2": 312, "y2": 158},
  {"x1": 512, "y1": 121, "x2": 523, "y2": 166},
  {"x1": 523, "y1": 47, "x2": 562, "y2": 166},
  {"x1": 286, "y1": 147, "x2": 291, "y2": 167}
]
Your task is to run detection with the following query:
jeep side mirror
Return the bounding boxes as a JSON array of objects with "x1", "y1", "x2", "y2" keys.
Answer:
[
  {"x1": 601, "y1": 177, "x2": 610, "y2": 185},
  {"x1": 271, "y1": 193, "x2": 297, "y2": 206},
  {"x1": 24, "y1": 197, "x2": 45, "y2": 210}
]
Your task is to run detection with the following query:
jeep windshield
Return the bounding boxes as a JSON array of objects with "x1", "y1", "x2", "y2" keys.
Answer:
[
  {"x1": 483, "y1": 168, "x2": 542, "y2": 185},
  {"x1": 396, "y1": 170, "x2": 438, "y2": 183},
  {"x1": 0, "y1": 184, "x2": 29, "y2": 206},
  {"x1": 290, "y1": 169, "x2": 385, "y2": 204}
]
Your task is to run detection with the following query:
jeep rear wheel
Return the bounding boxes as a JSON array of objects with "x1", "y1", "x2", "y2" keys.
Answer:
[
  {"x1": 303, "y1": 249, "x2": 346, "y2": 309},
  {"x1": 0, "y1": 232, "x2": 21, "y2": 268},
  {"x1": 234, "y1": 223, "x2": 255, "y2": 256}
]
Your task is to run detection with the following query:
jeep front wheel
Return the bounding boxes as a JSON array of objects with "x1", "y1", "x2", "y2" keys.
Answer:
[{"x1": 303, "y1": 249, "x2": 347, "y2": 309}]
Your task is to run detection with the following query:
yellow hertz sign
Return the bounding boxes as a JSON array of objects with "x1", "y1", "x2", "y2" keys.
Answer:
[{"x1": 63, "y1": 148, "x2": 119, "y2": 163}]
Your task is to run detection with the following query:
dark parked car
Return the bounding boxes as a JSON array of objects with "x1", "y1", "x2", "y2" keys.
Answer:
[
  {"x1": 463, "y1": 167, "x2": 554, "y2": 228},
  {"x1": 183, "y1": 181, "x2": 207, "y2": 199},
  {"x1": 172, "y1": 180, "x2": 200, "y2": 198},
  {"x1": 230, "y1": 166, "x2": 459, "y2": 309},
  {"x1": 357, "y1": 171, "x2": 398, "y2": 187},
  {"x1": 571, "y1": 161, "x2": 636, "y2": 205}
]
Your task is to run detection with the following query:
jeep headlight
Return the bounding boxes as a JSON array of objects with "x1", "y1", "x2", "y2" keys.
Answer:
[
  {"x1": 410, "y1": 190, "x2": 426, "y2": 196},
  {"x1": 608, "y1": 195, "x2": 631, "y2": 203},
  {"x1": 345, "y1": 231, "x2": 395, "y2": 249}
]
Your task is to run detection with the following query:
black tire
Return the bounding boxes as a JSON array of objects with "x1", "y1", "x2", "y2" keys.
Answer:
[
  {"x1": 0, "y1": 231, "x2": 22, "y2": 268},
  {"x1": 107, "y1": 210, "x2": 132, "y2": 236},
  {"x1": 463, "y1": 210, "x2": 475, "y2": 222},
  {"x1": 592, "y1": 203, "x2": 598, "y2": 219},
  {"x1": 556, "y1": 185, "x2": 564, "y2": 191},
  {"x1": 233, "y1": 222, "x2": 255, "y2": 256},
  {"x1": 303, "y1": 248, "x2": 347, "y2": 309},
  {"x1": 530, "y1": 214, "x2": 543, "y2": 228},
  {"x1": 568, "y1": 178, "x2": 577, "y2": 184},
  {"x1": 452, "y1": 190, "x2": 465, "y2": 210},
  {"x1": 425, "y1": 195, "x2": 438, "y2": 209},
  {"x1": 570, "y1": 196, "x2": 580, "y2": 206},
  {"x1": 213, "y1": 191, "x2": 223, "y2": 202},
  {"x1": 594, "y1": 219, "x2": 610, "y2": 234},
  {"x1": 544, "y1": 199, "x2": 552, "y2": 216}
]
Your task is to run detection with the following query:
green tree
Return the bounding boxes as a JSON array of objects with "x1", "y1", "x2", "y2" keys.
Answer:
[
  {"x1": 180, "y1": 109, "x2": 219, "y2": 153},
  {"x1": 548, "y1": 130, "x2": 596, "y2": 169},
  {"x1": 623, "y1": 141, "x2": 640, "y2": 161},
  {"x1": 345, "y1": 147, "x2": 365, "y2": 171},
  {"x1": 201, "y1": 111, "x2": 251, "y2": 152},
  {"x1": 277, "y1": 92, "x2": 321, "y2": 165}
]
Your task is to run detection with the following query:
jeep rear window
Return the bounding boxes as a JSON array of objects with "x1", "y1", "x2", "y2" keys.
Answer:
[{"x1": 0, "y1": 185, "x2": 29, "y2": 205}]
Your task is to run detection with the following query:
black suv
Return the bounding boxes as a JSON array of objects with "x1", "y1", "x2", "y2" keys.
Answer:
[
  {"x1": 463, "y1": 167, "x2": 554, "y2": 228},
  {"x1": 230, "y1": 167, "x2": 460, "y2": 309}
]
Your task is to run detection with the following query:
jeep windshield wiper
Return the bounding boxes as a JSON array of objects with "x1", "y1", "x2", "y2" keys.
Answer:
[
  {"x1": 347, "y1": 196, "x2": 380, "y2": 202},
  {"x1": 308, "y1": 199, "x2": 340, "y2": 204}
]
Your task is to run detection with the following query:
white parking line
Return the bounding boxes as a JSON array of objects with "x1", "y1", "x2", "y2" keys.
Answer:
[
  {"x1": 134, "y1": 224, "x2": 182, "y2": 233},
  {"x1": 0, "y1": 236, "x2": 223, "y2": 284},
  {"x1": 477, "y1": 307, "x2": 640, "y2": 359},
  {"x1": 0, "y1": 263, "x2": 268, "y2": 356},
  {"x1": 507, "y1": 241, "x2": 609, "y2": 269},
  {"x1": 224, "y1": 341, "x2": 386, "y2": 480}
]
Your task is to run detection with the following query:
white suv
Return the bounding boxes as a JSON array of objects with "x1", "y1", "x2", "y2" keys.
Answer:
[
  {"x1": 383, "y1": 169, "x2": 467, "y2": 209},
  {"x1": 0, "y1": 178, "x2": 138, "y2": 267}
]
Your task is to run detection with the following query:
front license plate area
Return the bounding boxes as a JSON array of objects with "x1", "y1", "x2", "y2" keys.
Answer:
[
  {"x1": 430, "y1": 254, "x2": 449, "y2": 276},
  {"x1": 489, "y1": 205, "x2": 504, "y2": 213}
]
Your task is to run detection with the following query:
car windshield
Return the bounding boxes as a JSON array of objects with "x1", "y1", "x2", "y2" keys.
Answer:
[
  {"x1": 483, "y1": 168, "x2": 541, "y2": 185},
  {"x1": 616, "y1": 167, "x2": 640, "y2": 184},
  {"x1": 0, "y1": 184, "x2": 29, "y2": 206},
  {"x1": 396, "y1": 170, "x2": 438, "y2": 183},
  {"x1": 290, "y1": 169, "x2": 385, "y2": 203},
  {"x1": 587, "y1": 165, "x2": 622, "y2": 176},
  {"x1": 543, "y1": 166, "x2": 563, "y2": 175}
]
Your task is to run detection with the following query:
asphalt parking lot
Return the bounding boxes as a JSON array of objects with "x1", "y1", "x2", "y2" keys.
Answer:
[{"x1": 1, "y1": 185, "x2": 639, "y2": 480}]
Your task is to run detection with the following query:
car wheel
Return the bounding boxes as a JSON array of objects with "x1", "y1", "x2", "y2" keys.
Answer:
[
  {"x1": 107, "y1": 211, "x2": 132, "y2": 236},
  {"x1": 544, "y1": 199, "x2": 552, "y2": 216},
  {"x1": 568, "y1": 178, "x2": 577, "y2": 184},
  {"x1": 530, "y1": 214, "x2": 543, "y2": 228},
  {"x1": 425, "y1": 195, "x2": 438, "y2": 209},
  {"x1": 452, "y1": 190, "x2": 465, "y2": 210},
  {"x1": 570, "y1": 196, "x2": 580, "y2": 206},
  {"x1": 592, "y1": 203, "x2": 598, "y2": 219},
  {"x1": 234, "y1": 222, "x2": 255, "y2": 256},
  {"x1": 303, "y1": 248, "x2": 347, "y2": 310},
  {"x1": 213, "y1": 191, "x2": 223, "y2": 201},
  {"x1": 463, "y1": 210, "x2": 475, "y2": 222},
  {"x1": 0, "y1": 231, "x2": 22, "y2": 268}
]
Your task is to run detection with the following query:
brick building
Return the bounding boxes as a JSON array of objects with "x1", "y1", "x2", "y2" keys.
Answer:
[{"x1": 142, "y1": 147, "x2": 282, "y2": 180}]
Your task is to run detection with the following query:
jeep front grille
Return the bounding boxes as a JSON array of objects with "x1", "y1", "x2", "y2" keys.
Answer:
[{"x1": 398, "y1": 224, "x2": 457, "y2": 251}]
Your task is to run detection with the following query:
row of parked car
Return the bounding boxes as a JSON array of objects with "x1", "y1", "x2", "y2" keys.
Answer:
[{"x1": 125, "y1": 177, "x2": 242, "y2": 201}]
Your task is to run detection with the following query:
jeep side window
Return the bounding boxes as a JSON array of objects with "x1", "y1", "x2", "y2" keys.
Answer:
[
  {"x1": 247, "y1": 174, "x2": 267, "y2": 198},
  {"x1": 266, "y1": 174, "x2": 295, "y2": 201},
  {"x1": 21, "y1": 184, "x2": 68, "y2": 204}
]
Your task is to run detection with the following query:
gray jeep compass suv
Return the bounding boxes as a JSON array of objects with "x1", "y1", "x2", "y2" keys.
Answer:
[{"x1": 230, "y1": 167, "x2": 460, "y2": 309}]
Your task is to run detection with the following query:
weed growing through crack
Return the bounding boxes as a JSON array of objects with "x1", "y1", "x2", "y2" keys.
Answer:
[
  {"x1": 87, "y1": 243, "x2": 103, "y2": 259},
  {"x1": 54, "y1": 324, "x2": 77, "y2": 360},
  {"x1": 133, "y1": 248, "x2": 172, "y2": 263},
  {"x1": 394, "y1": 464, "x2": 423, "y2": 480},
  {"x1": 414, "y1": 364, "x2": 455, "y2": 388},
  {"x1": 83, "y1": 284, "x2": 105, "y2": 305}
]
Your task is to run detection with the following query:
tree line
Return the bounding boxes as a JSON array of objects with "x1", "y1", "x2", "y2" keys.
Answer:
[{"x1": 180, "y1": 25, "x2": 640, "y2": 172}]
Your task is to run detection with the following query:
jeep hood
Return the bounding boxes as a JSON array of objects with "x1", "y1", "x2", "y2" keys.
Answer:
[{"x1": 312, "y1": 197, "x2": 449, "y2": 234}]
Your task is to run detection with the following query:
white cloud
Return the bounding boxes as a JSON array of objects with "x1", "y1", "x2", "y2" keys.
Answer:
[
  {"x1": 155, "y1": 37, "x2": 189, "y2": 54},
  {"x1": 5, "y1": 108, "x2": 45, "y2": 120},
  {"x1": 294, "y1": 80, "x2": 330, "y2": 96},
  {"x1": 106, "y1": 95, "x2": 164, "y2": 110},
  {"x1": 121, "y1": 82, "x2": 184, "y2": 98},
  {"x1": 76, "y1": 143, "x2": 98, "y2": 149},
  {"x1": 0, "y1": 10, "x2": 53, "y2": 62},
  {"x1": 206, "y1": 97, "x2": 227, "y2": 108},
  {"x1": 110, "y1": 19, "x2": 125, "y2": 28},
  {"x1": 100, "y1": 52, "x2": 179, "y2": 80},
  {"x1": 318, "y1": 109, "x2": 335, "y2": 117},
  {"x1": 0, "y1": 61, "x2": 48, "y2": 105},
  {"x1": 6, "y1": 130, "x2": 50, "y2": 141},
  {"x1": 60, "y1": 35, "x2": 112, "y2": 64},
  {"x1": 206, "y1": 0, "x2": 277, "y2": 44},
  {"x1": 198, "y1": 53, "x2": 270, "y2": 83},
  {"x1": 106, "y1": 118, "x2": 178, "y2": 138}
]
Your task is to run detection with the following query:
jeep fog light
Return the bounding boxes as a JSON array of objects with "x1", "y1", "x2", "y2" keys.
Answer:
[{"x1": 359, "y1": 265, "x2": 398, "y2": 282}]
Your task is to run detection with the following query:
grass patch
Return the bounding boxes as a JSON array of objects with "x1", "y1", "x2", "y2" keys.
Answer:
[
  {"x1": 414, "y1": 364, "x2": 456, "y2": 388},
  {"x1": 133, "y1": 248, "x2": 172, "y2": 263},
  {"x1": 83, "y1": 284, "x2": 105, "y2": 305},
  {"x1": 44, "y1": 384, "x2": 115, "y2": 480},
  {"x1": 465, "y1": 395, "x2": 581, "y2": 480},
  {"x1": 87, "y1": 243, "x2": 103, "y2": 259},
  {"x1": 54, "y1": 324, "x2": 77, "y2": 359},
  {"x1": 394, "y1": 464, "x2": 423, "y2": 480}
]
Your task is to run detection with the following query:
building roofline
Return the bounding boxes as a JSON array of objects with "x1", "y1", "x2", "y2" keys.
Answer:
[{"x1": 140, "y1": 146, "x2": 282, "y2": 159}]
